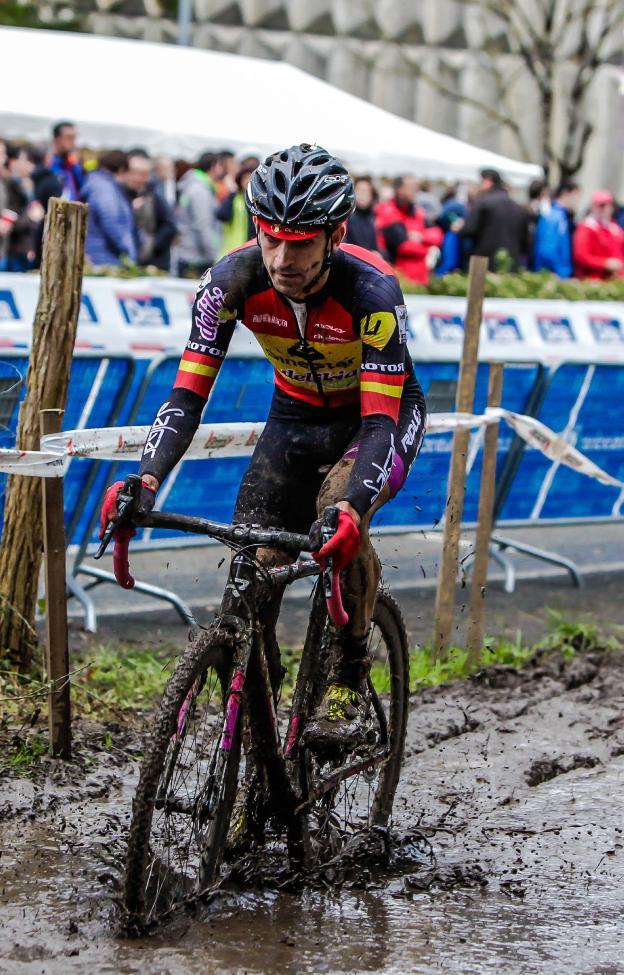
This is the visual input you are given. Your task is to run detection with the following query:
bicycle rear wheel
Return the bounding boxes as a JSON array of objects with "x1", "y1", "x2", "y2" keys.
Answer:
[
  {"x1": 302, "y1": 588, "x2": 409, "y2": 861},
  {"x1": 123, "y1": 623, "x2": 242, "y2": 928}
]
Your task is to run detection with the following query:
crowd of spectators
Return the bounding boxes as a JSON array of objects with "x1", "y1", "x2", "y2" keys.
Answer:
[{"x1": 1, "y1": 120, "x2": 623, "y2": 284}]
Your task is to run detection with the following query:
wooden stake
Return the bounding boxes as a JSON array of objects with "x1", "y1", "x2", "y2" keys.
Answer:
[
  {"x1": 432, "y1": 255, "x2": 488, "y2": 658},
  {"x1": 466, "y1": 363, "x2": 504, "y2": 664},
  {"x1": 0, "y1": 198, "x2": 86, "y2": 672},
  {"x1": 40, "y1": 409, "x2": 71, "y2": 759}
]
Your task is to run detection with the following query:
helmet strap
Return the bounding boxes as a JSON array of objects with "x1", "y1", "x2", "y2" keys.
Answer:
[{"x1": 302, "y1": 230, "x2": 334, "y2": 295}]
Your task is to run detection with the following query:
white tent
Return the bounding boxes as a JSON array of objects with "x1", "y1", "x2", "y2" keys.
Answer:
[{"x1": 0, "y1": 26, "x2": 542, "y2": 185}]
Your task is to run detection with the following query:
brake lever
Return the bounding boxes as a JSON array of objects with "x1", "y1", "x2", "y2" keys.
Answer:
[
  {"x1": 94, "y1": 474, "x2": 142, "y2": 559},
  {"x1": 321, "y1": 506, "x2": 349, "y2": 627}
]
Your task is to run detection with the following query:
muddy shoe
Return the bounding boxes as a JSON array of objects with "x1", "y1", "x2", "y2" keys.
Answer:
[{"x1": 302, "y1": 683, "x2": 369, "y2": 755}]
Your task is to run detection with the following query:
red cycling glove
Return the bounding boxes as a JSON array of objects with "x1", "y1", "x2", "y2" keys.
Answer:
[
  {"x1": 312, "y1": 509, "x2": 360, "y2": 572},
  {"x1": 99, "y1": 480, "x2": 156, "y2": 589}
]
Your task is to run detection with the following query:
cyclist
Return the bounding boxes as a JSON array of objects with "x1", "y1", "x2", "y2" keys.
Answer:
[{"x1": 100, "y1": 144, "x2": 426, "y2": 750}]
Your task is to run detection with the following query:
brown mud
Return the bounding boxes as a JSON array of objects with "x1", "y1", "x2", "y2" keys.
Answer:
[{"x1": 1, "y1": 648, "x2": 623, "y2": 975}]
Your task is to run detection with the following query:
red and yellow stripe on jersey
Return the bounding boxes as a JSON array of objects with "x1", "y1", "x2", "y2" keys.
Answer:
[
  {"x1": 360, "y1": 369, "x2": 405, "y2": 422},
  {"x1": 174, "y1": 349, "x2": 222, "y2": 398}
]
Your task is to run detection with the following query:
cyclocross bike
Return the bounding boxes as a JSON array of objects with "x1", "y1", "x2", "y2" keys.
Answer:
[{"x1": 97, "y1": 475, "x2": 409, "y2": 929}]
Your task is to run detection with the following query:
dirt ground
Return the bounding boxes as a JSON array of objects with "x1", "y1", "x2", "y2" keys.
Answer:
[{"x1": 1, "y1": 642, "x2": 623, "y2": 975}]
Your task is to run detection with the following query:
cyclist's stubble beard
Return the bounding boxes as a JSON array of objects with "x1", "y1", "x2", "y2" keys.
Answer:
[{"x1": 266, "y1": 247, "x2": 326, "y2": 299}]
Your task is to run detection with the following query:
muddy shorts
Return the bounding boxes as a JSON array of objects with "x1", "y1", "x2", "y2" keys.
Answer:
[{"x1": 234, "y1": 385, "x2": 426, "y2": 534}]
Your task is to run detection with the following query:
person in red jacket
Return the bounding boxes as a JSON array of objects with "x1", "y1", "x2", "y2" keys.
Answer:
[
  {"x1": 375, "y1": 175, "x2": 443, "y2": 284},
  {"x1": 573, "y1": 190, "x2": 624, "y2": 280}
]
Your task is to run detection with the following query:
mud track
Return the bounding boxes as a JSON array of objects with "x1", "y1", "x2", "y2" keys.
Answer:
[{"x1": 1, "y1": 649, "x2": 623, "y2": 974}]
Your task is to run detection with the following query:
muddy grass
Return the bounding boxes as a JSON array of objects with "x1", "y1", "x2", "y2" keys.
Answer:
[{"x1": 1, "y1": 646, "x2": 623, "y2": 974}]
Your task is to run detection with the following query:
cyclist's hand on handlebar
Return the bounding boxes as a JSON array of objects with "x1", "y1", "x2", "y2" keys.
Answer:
[
  {"x1": 310, "y1": 507, "x2": 360, "y2": 572},
  {"x1": 98, "y1": 479, "x2": 157, "y2": 541},
  {"x1": 98, "y1": 477, "x2": 157, "y2": 590}
]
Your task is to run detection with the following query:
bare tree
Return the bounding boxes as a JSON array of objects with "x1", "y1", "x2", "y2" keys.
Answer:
[{"x1": 421, "y1": 0, "x2": 624, "y2": 181}]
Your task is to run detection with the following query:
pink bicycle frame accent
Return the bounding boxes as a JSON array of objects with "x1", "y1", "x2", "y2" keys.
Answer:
[
  {"x1": 219, "y1": 670, "x2": 245, "y2": 752},
  {"x1": 174, "y1": 683, "x2": 196, "y2": 740},
  {"x1": 284, "y1": 714, "x2": 302, "y2": 758}
]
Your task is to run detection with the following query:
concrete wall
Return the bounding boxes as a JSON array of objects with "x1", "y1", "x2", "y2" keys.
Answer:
[{"x1": 35, "y1": 0, "x2": 624, "y2": 195}]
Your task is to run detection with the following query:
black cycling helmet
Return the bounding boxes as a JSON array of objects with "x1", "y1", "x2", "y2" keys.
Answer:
[{"x1": 246, "y1": 143, "x2": 355, "y2": 238}]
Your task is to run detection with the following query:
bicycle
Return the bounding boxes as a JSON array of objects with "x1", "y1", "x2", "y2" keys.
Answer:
[{"x1": 97, "y1": 475, "x2": 409, "y2": 929}]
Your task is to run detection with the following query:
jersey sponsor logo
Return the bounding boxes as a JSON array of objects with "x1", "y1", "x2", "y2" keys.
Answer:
[
  {"x1": 314, "y1": 322, "x2": 346, "y2": 335},
  {"x1": 361, "y1": 361, "x2": 405, "y2": 374},
  {"x1": 537, "y1": 314, "x2": 576, "y2": 343},
  {"x1": 363, "y1": 435, "x2": 395, "y2": 504},
  {"x1": 281, "y1": 366, "x2": 359, "y2": 385},
  {"x1": 143, "y1": 401, "x2": 185, "y2": 458},
  {"x1": 186, "y1": 340, "x2": 226, "y2": 358},
  {"x1": 0, "y1": 290, "x2": 19, "y2": 321},
  {"x1": 360, "y1": 311, "x2": 396, "y2": 349},
  {"x1": 78, "y1": 295, "x2": 98, "y2": 324},
  {"x1": 400, "y1": 405, "x2": 424, "y2": 452},
  {"x1": 395, "y1": 304, "x2": 408, "y2": 344},
  {"x1": 252, "y1": 312, "x2": 288, "y2": 328},
  {"x1": 589, "y1": 315, "x2": 624, "y2": 343},
  {"x1": 429, "y1": 313, "x2": 464, "y2": 342},
  {"x1": 195, "y1": 285, "x2": 236, "y2": 341},
  {"x1": 484, "y1": 313, "x2": 522, "y2": 342},
  {"x1": 118, "y1": 293, "x2": 170, "y2": 326},
  {"x1": 196, "y1": 267, "x2": 212, "y2": 293}
]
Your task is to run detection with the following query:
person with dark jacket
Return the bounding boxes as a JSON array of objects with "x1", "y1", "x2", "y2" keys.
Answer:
[
  {"x1": 120, "y1": 150, "x2": 178, "y2": 271},
  {"x1": 3, "y1": 143, "x2": 44, "y2": 271},
  {"x1": 345, "y1": 176, "x2": 379, "y2": 252},
  {"x1": 81, "y1": 150, "x2": 137, "y2": 267},
  {"x1": 49, "y1": 121, "x2": 84, "y2": 201},
  {"x1": 457, "y1": 169, "x2": 530, "y2": 269},
  {"x1": 31, "y1": 145, "x2": 63, "y2": 266}
]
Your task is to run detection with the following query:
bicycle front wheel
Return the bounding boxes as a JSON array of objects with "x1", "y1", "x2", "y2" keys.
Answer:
[
  {"x1": 123, "y1": 624, "x2": 242, "y2": 928},
  {"x1": 302, "y1": 588, "x2": 409, "y2": 858}
]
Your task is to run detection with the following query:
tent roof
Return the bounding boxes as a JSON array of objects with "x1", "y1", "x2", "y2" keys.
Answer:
[{"x1": 0, "y1": 27, "x2": 542, "y2": 185}]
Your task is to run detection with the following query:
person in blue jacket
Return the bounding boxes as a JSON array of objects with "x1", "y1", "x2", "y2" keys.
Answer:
[
  {"x1": 81, "y1": 150, "x2": 138, "y2": 267},
  {"x1": 533, "y1": 180, "x2": 579, "y2": 277}
]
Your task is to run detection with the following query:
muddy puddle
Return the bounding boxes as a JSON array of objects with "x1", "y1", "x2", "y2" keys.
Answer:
[{"x1": 1, "y1": 650, "x2": 623, "y2": 975}]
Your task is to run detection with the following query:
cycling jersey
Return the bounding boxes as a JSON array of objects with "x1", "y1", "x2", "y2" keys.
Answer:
[{"x1": 140, "y1": 241, "x2": 426, "y2": 516}]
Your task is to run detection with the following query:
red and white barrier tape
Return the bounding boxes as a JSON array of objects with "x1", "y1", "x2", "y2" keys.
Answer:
[{"x1": 0, "y1": 410, "x2": 622, "y2": 491}]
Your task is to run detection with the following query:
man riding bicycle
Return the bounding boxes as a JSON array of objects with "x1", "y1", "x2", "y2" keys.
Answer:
[{"x1": 101, "y1": 144, "x2": 426, "y2": 751}]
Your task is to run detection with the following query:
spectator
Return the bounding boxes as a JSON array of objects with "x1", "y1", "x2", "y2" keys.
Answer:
[
  {"x1": 533, "y1": 180, "x2": 579, "y2": 278},
  {"x1": 31, "y1": 144, "x2": 63, "y2": 266},
  {"x1": 49, "y1": 120, "x2": 83, "y2": 201},
  {"x1": 82, "y1": 150, "x2": 137, "y2": 267},
  {"x1": 415, "y1": 178, "x2": 442, "y2": 222},
  {"x1": 375, "y1": 175, "x2": 443, "y2": 283},
  {"x1": 176, "y1": 151, "x2": 225, "y2": 277},
  {"x1": 344, "y1": 176, "x2": 378, "y2": 252},
  {"x1": 120, "y1": 150, "x2": 178, "y2": 271},
  {"x1": 435, "y1": 184, "x2": 468, "y2": 275},
  {"x1": 153, "y1": 155, "x2": 177, "y2": 207},
  {"x1": 573, "y1": 190, "x2": 624, "y2": 280},
  {"x1": 3, "y1": 143, "x2": 44, "y2": 272},
  {"x1": 216, "y1": 149, "x2": 237, "y2": 200},
  {"x1": 526, "y1": 179, "x2": 550, "y2": 268},
  {"x1": 457, "y1": 168, "x2": 530, "y2": 270},
  {"x1": 216, "y1": 163, "x2": 255, "y2": 257}
]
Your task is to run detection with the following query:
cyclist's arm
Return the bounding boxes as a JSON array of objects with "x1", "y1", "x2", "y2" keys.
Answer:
[
  {"x1": 340, "y1": 281, "x2": 408, "y2": 518},
  {"x1": 139, "y1": 267, "x2": 237, "y2": 486}
]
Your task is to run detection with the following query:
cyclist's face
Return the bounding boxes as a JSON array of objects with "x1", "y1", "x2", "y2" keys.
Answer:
[{"x1": 258, "y1": 225, "x2": 345, "y2": 297}]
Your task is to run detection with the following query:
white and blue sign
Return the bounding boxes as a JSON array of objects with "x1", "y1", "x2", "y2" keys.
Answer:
[
  {"x1": 79, "y1": 294, "x2": 98, "y2": 324},
  {"x1": 117, "y1": 294, "x2": 170, "y2": 326},
  {"x1": 0, "y1": 290, "x2": 19, "y2": 321},
  {"x1": 429, "y1": 312, "x2": 464, "y2": 342},
  {"x1": 589, "y1": 315, "x2": 624, "y2": 344},
  {"x1": 484, "y1": 313, "x2": 522, "y2": 342},
  {"x1": 537, "y1": 314, "x2": 575, "y2": 343}
]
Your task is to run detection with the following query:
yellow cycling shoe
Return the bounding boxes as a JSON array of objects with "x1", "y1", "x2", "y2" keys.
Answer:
[{"x1": 302, "y1": 682, "x2": 369, "y2": 755}]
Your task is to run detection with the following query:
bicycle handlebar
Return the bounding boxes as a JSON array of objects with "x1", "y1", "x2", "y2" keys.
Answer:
[{"x1": 94, "y1": 477, "x2": 349, "y2": 626}]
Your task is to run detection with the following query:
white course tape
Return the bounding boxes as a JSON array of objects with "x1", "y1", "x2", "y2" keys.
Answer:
[{"x1": 0, "y1": 410, "x2": 622, "y2": 493}]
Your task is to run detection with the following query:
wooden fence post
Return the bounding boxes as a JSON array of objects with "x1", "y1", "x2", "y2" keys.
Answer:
[
  {"x1": 466, "y1": 363, "x2": 504, "y2": 664},
  {"x1": 432, "y1": 255, "x2": 488, "y2": 659},
  {"x1": 0, "y1": 198, "x2": 86, "y2": 672},
  {"x1": 40, "y1": 409, "x2": 71, "y2": 759}
]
